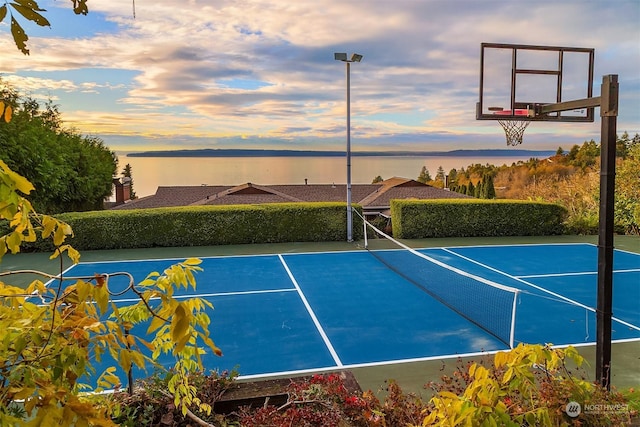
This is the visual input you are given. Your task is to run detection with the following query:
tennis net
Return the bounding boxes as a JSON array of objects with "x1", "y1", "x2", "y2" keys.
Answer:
[{"x1": 361, "y1": 219, "x2": 518, "y2": 348}]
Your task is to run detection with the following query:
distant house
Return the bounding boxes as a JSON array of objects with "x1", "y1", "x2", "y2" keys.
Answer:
[{"x1": 110, "y1": 177, "x2": 472, "y2": 217}]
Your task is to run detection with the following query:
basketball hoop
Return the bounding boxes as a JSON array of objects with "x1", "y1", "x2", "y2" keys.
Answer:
[{"x1": 489, "y1": 107, "x2": 533, "y2": 146}]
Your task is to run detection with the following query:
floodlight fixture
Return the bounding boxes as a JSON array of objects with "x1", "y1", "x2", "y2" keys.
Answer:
[{"x1": 334, "y1": 52, "x2": 364, "y2": 63}]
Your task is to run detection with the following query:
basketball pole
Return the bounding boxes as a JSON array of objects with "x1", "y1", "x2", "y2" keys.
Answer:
[
  {"x1": 535, "y1": 74, "x2": 619, "y2": 390},
  {"x1": 595, "y1": 74, "x2": 618, "y2": 391}
]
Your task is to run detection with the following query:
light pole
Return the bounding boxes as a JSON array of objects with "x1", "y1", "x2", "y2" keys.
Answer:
[{"x1": 334, "y1": 52, "x2": 363, "y2": 242}]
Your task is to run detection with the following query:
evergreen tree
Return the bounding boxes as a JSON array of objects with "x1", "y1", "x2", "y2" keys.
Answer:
[
  {"x1": 484, "y1": 174, "x2": 496, "y2": 199},
  {"x1": 567, "y1": 145, "x2": 580, "y2": 162},
  {"x1": 467, "y1": 181, "x2": 475, "y2": 197},
  {"x1": 435, "y1": 166, "x2": 446, "y2": 183},
  {"x1": 474, "y1": 180, "x2": 482, "y2": 198},
  {"x1": 122, "y1": 163, "x2": 137, "y2": 199},
  {"x1": 617, "y1": 131, "x2": 630, "y2": 158},
  {"x1": 447, "y1": 168, "x2": 458, "y2": 189},
  {"x1": 417, "y1": 166, "x2": 431, "y2": 183}
]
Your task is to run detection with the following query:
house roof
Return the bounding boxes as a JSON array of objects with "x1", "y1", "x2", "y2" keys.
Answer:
[{"x1": 111, "y1": 177, "x2": 471, "y2": 210}]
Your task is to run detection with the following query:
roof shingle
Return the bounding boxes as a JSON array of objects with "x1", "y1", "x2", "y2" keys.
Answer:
[{"x1": 111, "y1": 178, "x2": 471, "y2": 210}]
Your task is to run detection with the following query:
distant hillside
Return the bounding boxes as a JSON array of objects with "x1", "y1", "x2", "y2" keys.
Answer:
[{"x1": 126, "y1": 148, "x2": 556, "y2": 158}]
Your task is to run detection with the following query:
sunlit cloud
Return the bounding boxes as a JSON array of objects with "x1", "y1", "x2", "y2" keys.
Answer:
[{"x1": 0, "y1": 0, "x2": 638, "y2": 152}]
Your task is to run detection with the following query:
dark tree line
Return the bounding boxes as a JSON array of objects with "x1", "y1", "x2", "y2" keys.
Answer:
[
  {"x1": 449, "y1": 173, "x2": 496, "y2": 199},
  {"x1": 417, "y1": 165, "x2": 496, "y2": 199}
]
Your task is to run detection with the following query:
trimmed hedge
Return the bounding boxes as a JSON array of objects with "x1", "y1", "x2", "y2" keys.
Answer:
[
  {"x1": 391, "y1": 199, "x2": 567, "y2": 238},
  {"x1": 22, "y1": 203, "x2": 361, "y2": 251},
  {"x1": 5, "y1": 200, "x2": 569, "y2": 252}
]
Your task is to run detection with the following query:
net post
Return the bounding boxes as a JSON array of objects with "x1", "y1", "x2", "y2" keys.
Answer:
[
  {"x1": 363, "y1": 212, "x2": 368, "y2": 249},
  {"x1": 509, "y1": 292, "x2": 519, "y2": 349}
]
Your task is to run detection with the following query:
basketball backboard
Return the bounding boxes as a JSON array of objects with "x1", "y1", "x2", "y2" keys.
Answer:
[{"x1": 477, "y1": 43, "x2": 595, "y2": 122}]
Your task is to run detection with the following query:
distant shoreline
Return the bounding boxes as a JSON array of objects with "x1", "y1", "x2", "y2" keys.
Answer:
[{"x1": 126, "y1": 148, "x2": 555, "y2": 158}]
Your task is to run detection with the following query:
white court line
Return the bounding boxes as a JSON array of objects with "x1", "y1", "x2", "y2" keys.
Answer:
[
  {"x1": 519, "y1": 268, "x2": 640, "y2": 279},
  {"x1": 66, "y1": 247, "x2": 366, "y2": 266},
  {"x1": 109, "y1": 288, "x2": 297, "y2": 304},
  {"x1": 277, "y1": 254, "x2": 343, "y2": 368},
  {"x1": 235, "y1": 337, "x2": 640, "y2": 381},
  {"x1": 442, "y1": 247, "x2": 640, "y2": 332},
  {"x1": 439, "y1": 242, "x2": 594, "y2": 250}
]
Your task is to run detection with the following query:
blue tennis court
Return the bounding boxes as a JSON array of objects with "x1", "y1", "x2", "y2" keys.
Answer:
[{"x1": 62, "y1": 242, "x2": 640, "y2": 384}]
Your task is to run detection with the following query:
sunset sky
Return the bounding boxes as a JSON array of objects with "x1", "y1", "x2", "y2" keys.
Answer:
[{"x1": 1, "y1": 0, "x2": 638, "y2": 154}]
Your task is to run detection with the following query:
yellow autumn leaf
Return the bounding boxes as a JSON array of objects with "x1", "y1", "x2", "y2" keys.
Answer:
[
  {"x1": 3, "y1": 105, "x2": 11, "y2": 122},
  {"x1": 119, "y1": 349, "x2": 132, "y2": 372},
  {"x1": 8, "y1": 385, "x2": 35, "y2": 400},
  {"x1": 137, "y1": 337, "x2": 156, "y2": 351},
  {"x1": 0, "y1": 160, "x2": 35, "y2": 195},
  {"x1": 126, "y1": 333, "x2": 136, "y2": 347},
  {"x1": 94, "y1": 283, "x2": 109, "y2": 314},
  {"x1": 41, "y1": 215, "x2": 56, "y2": 238},
  {"x1": 494, "y1": 350, "x2": 508, "y2": 367},
  {"x1": 437, "y1": 391, "x2": 459, "y2": 400},
  {"x1": 174, "y1": 332, "x2": 191, "y2": 355},
  {"x1": 6, "y1": 231, "x2": 22, "y2": 254},
  {"x1": 130, "y1": 350, "x2": 146, "y2": 368},
  {"x1": 171, "y1": 303, "x2": 190, "y2": 342},
  {"x1": 146, "y1": 313, "x2": 166, "y2": 334},
  {"x1": 66, "y1": 398, "x2": 99, "y2": 417},
  {"x1": 53, "y1": 224, "x2": 67, "y2": 246}
]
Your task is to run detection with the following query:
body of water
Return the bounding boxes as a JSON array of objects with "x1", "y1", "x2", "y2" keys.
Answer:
[{"x1": 117, "y1": 154, "x2": 538, "y2": 199}]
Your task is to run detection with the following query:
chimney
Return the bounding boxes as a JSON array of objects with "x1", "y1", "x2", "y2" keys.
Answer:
[
  {"x1": 304, "y1": 178, "x2": 308, "y2": 185},
  {"x1": 113, "y1": 177, "x2": 132, "y2": 205}
]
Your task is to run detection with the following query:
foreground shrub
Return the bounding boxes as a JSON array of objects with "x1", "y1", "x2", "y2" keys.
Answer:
[
  {"x1": 111, "y1": 370, "x2": 238, "y2": 426},
  {"x1": 0, "y1": 161, "x2": 218, "y2": 426},
  {"x1": 107, "y1": 345, "x2": 636, "y2": 426},
  {"x1": 424, "y1": 343, "x2": 635, "y2": 426}
]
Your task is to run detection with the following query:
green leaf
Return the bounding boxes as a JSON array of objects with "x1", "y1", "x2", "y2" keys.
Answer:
[
  {"x1": 13, "y1": 335, "x2": 27, "y2": 355},
  {"x1": 10, "y1": 16, "x2": 29, "y2": 55},
  {"x1": 10, "y1": 4, "x2": 50, "y2": 27}
]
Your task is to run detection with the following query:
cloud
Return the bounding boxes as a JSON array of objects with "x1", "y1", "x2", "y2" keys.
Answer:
[{"x1": 1, "y1": 0, "x2": 638, "y2": 151}]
